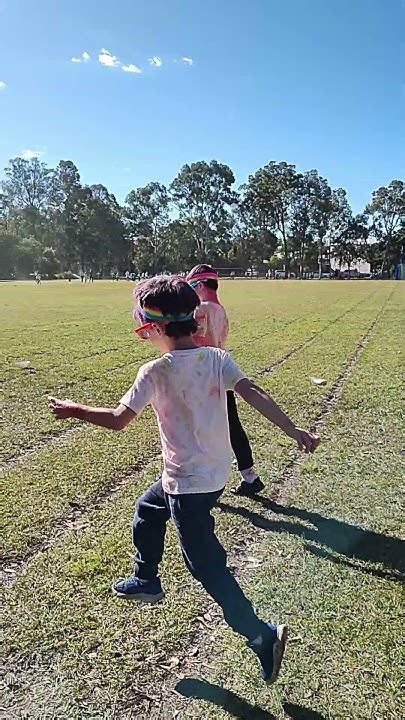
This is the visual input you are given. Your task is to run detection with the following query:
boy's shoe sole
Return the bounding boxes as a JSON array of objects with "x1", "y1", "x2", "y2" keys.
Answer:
[
  {"x1": 265, "y1": 624, "x2": 288, "y2": 684},
  {"x1": 112, "y1": 583, "x2": 165, "y2": 604},
  {"x1": 231, "y1": 478, "x2": 265, "y2": 497}
]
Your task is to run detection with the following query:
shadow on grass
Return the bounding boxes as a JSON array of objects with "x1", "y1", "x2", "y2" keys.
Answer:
[
  {"x1": 175, "y1": 678, "x2": 327, "y2": 719},
  {"x1": 218, "y1": 498, "x2": 405, "y2": 583},
  {"x1": 283, "y1": 703, "x2": 328, "y2": 719}
]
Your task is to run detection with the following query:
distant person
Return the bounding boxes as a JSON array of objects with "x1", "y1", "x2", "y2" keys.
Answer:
[
  {"x1": 67, "y1": 270, "x2": 72, "y2": 283},
  {"x1": 80, "y1": 271, "x2": 85, "y2": 283},
  {"x1": 125, "y1": 270, "x2": 130, "y2": 281},
  {"x1": 88, "y1": 269, "x2": 94, "y2": 283},
  {"x1": 35, "y1": 272, "x2": 41, "y2": 285},
  {"x1": 186, "y1": 264, "x2": 262, "y2": 496},
  {"x1": 49, "y1": 275, "x2": 318, "y2": 685}
]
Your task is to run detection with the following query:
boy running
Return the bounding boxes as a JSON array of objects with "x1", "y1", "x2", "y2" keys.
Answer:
[
  {"x1": 187, "y1": 264, "x2": 263, "y2": 496},
  {"x1": 49, "y1": 276, "x2": 318, "y2": 684}
]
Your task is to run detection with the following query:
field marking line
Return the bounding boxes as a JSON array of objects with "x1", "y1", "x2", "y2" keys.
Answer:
[
  {"x1": 2, "y1": 290, "x2": 398, "y2": 717},
  {"x1": 1, "y1": 448, "x2": 162, "y2": 585},
  {"x1": 111, "y1": 287, "x2": 399, "y2": 718},
  {"x1": 1, "y1": 292, "x2": 377, "y2": 469},
  {"x1": 0, "y1": 291, "x2": 383, "y2": 581},
  {"x1": 264, "y1": 287, "x2": 396, "y2": 502},
  {"x1": 257, "y1": 289, "x2": 378, "y2": 376}
]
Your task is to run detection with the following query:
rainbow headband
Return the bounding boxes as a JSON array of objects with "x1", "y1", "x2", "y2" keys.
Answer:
[
  {"x1": 141, "y1": 306, "x2": 194, "y2": 323},
  {"x1": 187, "y1": 271, "x2": 218, "y2": 286}
]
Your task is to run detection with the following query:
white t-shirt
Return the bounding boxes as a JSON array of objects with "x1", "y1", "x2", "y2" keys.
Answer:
[{"x1": 120, "y1": 347, "x2": 245, "y2": 495}]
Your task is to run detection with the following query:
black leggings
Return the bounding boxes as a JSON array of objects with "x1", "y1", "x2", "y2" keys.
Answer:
[{"x1": 227, "y1": 391, "x2": 254, "y2": 472}]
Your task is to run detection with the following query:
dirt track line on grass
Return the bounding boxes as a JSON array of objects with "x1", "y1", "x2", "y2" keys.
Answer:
[
  {"x1": 266, "y1": 287, "x2": 395, "y2": 501},
  {"x1": 257, "y1": 289, "x2": 377, "y2": 377},
  {"x1": 119, "y1": 289, "x2": 395, "y2": 719},
  {"x1": 2, "y1": 293, "x2": 375, "y2": 471},
  {"x1": 2, "y1": 291, "x2": 395, "y2": 717},
  {"x1": 0, "y1": 424, "x2": 85, "y2": 472},
  {"x1": 2, "y1": 309, "x2": 309, "y2": 389},
  {"x1": 1, "y1": 448, "x2": 162, "y2": 586},
  {"x1": 0, "y1": 291, "x2": 383, "y2": 583},
  {"x1": 0, "y1": 323, "x2": 324, "y2": 470}
]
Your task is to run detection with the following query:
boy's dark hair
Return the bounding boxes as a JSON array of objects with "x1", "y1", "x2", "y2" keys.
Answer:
[
  {"x1": 188, "y1": 264, "x2": 219, "y2": 291},
  {"x1": 134, "y1": 275, "x2": 200, "y2": 338}
]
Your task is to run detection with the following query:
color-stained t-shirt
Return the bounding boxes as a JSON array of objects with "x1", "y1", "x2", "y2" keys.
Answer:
[
  {"x1": 120, "y1": 347, "x2": 245, "y2": 494},
  {"x1": 193, "y1": 301, "x2": 229, "y2": 349}
]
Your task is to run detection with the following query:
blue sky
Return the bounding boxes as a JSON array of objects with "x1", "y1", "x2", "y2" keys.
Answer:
[{"x1": 0, "y1": 0, "x2": 404, "y2": 212}]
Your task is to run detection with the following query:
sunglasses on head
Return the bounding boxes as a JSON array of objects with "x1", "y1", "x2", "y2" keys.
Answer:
[
  {"x1": 134, "y1": 322, "x2": 154, "y2": 340},
  {"x1": 134, "y1": 309, "x2": 155, "y2": 340}
]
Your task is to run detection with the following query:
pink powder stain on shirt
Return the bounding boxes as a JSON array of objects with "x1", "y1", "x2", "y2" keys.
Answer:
[
  {"x1": 194, "y1": 302, "x2": 229, "y2": 349},
  {"x1": 209, "y1": 385, "x2": 220, "y2": 398}
]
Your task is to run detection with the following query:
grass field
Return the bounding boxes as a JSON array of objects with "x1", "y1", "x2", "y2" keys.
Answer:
[{"x1": 1, "y1": 279, "x2": 404, "y2": 720}]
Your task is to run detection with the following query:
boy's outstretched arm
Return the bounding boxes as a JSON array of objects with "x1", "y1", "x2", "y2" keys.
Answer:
[
  {"x1": 234, "y1": 379, "x2": 319, "y2": 453},
  {"x1": 48, "y1": 397, "x2": 136, "y2": 431}
]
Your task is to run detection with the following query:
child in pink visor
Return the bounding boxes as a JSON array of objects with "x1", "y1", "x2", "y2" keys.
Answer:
[{"x1": 187, "y1": 264, "x2": 263, "y2": 496}]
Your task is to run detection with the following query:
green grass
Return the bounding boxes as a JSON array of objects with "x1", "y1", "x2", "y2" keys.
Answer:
[{"x1": 1, "y1": 279, "x2": 403, "y2": 719}]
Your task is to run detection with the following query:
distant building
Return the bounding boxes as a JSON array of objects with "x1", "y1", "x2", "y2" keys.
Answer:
[{"x1": 330, "y1": 259, "x2": 371, "y2": 274}]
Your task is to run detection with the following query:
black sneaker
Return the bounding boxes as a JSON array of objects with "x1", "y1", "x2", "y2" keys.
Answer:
[
  {"x1": 231, "y1": 477, "x2": 265, "y2": 497},
  {"x1": 249, "y1": 623, "x2": 288, "y2": 684},
  {"x1": 112, "y1": 575, "x2": 164, "y2": 603}
]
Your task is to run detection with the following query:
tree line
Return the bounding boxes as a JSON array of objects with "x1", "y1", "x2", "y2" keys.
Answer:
[{"x1": 0, "y1": 157, "x2": 403, "y2": 279}]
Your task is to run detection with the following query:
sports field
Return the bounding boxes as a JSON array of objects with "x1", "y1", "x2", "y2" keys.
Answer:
[{"x1": 1, "y1": 279, "x2": 404, "y2": 720}]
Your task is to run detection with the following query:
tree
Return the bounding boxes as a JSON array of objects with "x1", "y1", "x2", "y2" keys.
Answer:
[
  {"x1": 88, "y1": 185, "x2": 128, "y2": 273},
  {"x1": 50, "y1": 161, "x2": 93, "y2": 270},
  {"x1": 13, "y1": 237, "x2": 43, "y2": 277},
  {"x1": 0, "y1": 233, "x2": 16, "y2": 278},
  {"x1": 37, "y1": 247, "x2": 60, "y2": 277},
  {"x1": 170, "y1": 160, "x2": 237, "y2": 261},
  {"x1": 1, "y1": 157, "x2": 53, "y2": 242},
  {"x1": 0, "y1": 153, "x2": 402, "y2": 280},
  {"x1": 241, "y1": 161, "x2": 298, "y2": 276},
  {"x1": 125, "y1": 182, "x2": 170, "y2": 273},
  {"x1": 289, "y1": 170, "x2": 335, "y2": 276},
  {"x1": 231, "y1": 200, "x2": 279, "y2": 269},
  {"x1": 365, "y1": 180, "x2": 405, "y2": 272},
  {"x1": 361, "y1": 238, "x2": 382, "y2": 275},
  {"x1": 308, "y1": 176, "x2": 341, "y2": 276},
  {"x1": 332, "y1": 213, "x2": 368, "y2": 275}
]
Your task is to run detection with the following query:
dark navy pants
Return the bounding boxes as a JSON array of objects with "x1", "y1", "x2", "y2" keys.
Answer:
[{"x1": 132, "y1": 478, "x2": 267, "y2": 641}]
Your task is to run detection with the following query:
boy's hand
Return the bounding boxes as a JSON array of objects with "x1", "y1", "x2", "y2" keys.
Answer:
[
  {"x1": 290, "y1": 428, "x2": 319, "y2": 454},
  {"x1": 48, "y1": 396, "x2": 77, "y2": 420}
]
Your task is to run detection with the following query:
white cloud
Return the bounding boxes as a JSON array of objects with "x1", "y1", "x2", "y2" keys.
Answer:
[
  {"x1": 149, "y1": 56, "x2": 162, "y2": 68},
  {"x1": 122, "y1": 63, "x2": 142, "y2": 74},
  {"x1": 0, "y1": 80, "x2": 6, "y2": 90},
  {"x1": 20, "y1": 149, "x2": 45, "y2": 160},
  {"x1": 98, "y1": 48, "x2": 120, "y2": 68},
  {"x1": 182, "y1": 57, "x2": 193, "y2": 65},
  {"x1": 71, "y1": 51, "x2": 90, "y2": 63}
]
